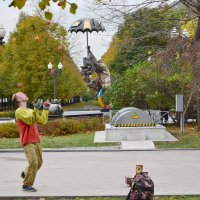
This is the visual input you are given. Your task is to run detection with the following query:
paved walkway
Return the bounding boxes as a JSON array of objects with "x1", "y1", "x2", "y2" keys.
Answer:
[{"x1": 0, "y1": 150, "x2": 200, "y2": 197}]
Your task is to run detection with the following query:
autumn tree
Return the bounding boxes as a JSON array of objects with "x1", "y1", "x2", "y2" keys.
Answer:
[
  {"x1": 0, "y1": 13, "x2": 85, "y2": 100},
  {"x1": 106, "y1": 6, "x2": 188, "y2": 73},
  {"x1": 102, "y1": 5, "x2": 195, "y2": 119}
]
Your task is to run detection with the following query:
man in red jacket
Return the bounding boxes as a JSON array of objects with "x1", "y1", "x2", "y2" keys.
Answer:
[{"x1": 12, "y1": 92, "x2": 50, "y2": 192}]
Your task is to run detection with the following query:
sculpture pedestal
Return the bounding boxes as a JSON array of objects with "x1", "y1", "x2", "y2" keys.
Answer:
[{"x1": 104, "y1": 124, "x2": 176, "y2": 141}]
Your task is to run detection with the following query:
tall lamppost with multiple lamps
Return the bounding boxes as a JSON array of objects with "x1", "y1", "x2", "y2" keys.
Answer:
[
  {"x1": 0, "y1": 25, "x2": 6, "y2": 45},
  {"x1": 47, "y1": 62, "x2": 63, "y2": 99}
]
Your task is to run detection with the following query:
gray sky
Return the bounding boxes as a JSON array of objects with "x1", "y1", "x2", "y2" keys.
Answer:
[
  {"x1": 0, "y1": 0, "x2": 116, "y2": 66},
  {"x1": 1, "y1": 0, "x2": 175, "y2": 66}
]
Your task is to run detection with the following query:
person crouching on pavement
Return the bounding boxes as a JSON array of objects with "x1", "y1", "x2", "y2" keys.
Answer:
[{"x1": 12, "y1": 92, "x2": 50, "y2": 192}]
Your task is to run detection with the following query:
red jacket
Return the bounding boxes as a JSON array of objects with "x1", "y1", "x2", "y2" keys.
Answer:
[{"x1": 15, "y1": 108, "x2": 48, "y2": 146}]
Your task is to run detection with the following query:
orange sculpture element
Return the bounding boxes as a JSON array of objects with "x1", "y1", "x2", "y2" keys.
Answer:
[
  {"x1": 34, "y1": 35, "x2": 40, "y2": 42},
  {"x1": 17, "y1": 82, "x2": 23, "y2": 90},
  {"x1": 57, "y1": 45, "x2": 63, "y2": 52},
  {"x1": 46, "y1": 20, "x2": 51, "y2": 25}
]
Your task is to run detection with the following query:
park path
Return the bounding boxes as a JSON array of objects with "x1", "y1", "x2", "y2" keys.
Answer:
[{"x1": 0, "y1": 150, "x2": 200, "y2": 197}]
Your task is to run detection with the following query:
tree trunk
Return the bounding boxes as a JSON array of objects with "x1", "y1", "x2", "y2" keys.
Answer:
[
  {"x1": 194, "y1": 17, "x2": 200, "y2": 131},
  {"x1": 194, "y1": 18, "x2": 200, "y2": 42},
  {"x1": 197, "y1": 96, "x2": 200, "y2": 130},
  {"x1": 1, "y1": 96, "x2": 3, "y2": 111}
]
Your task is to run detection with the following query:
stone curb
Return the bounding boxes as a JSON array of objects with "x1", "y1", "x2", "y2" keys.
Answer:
[{"x1": 1, "y1": 147, "x2": 200, "y2": 153}]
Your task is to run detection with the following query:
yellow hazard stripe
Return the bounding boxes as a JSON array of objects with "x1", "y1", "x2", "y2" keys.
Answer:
[{"x1": 115, "y1": 123, "x2": 156, "y2": 127}]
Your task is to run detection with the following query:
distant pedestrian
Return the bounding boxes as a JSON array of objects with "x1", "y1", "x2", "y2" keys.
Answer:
[{"x1": 12, "y1": 92, "x2": 50, "y2": 192}]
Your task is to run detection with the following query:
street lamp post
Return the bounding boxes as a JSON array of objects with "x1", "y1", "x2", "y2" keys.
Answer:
[
  {"x1": 0, "y1": 25, "x2": 6, "y2": 45},
  {"x1": 48, "y1": 62, "x2": 63, "y2": 99}
]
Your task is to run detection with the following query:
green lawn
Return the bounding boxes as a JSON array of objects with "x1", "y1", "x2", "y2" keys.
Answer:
[
  {"x1": 0, "y1": 132, "x2": 119, "y2": 149},
  {"x1": 155, "y1": 125, "x2": 200, "y2": 149},
  {"x1": 46, "y1": 197, "x2": 200, "y2": 200},
  {"x1": 62, "y1": 101, "x2": 100, "y2": 111},
  {"x1": 2, "y1": 196, "x2": 200, "y2": 200}
]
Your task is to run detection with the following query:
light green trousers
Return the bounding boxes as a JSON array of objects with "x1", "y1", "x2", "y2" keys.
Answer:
[{"x1": 23, "y1": 143, "x2": 43, "y2": 186}]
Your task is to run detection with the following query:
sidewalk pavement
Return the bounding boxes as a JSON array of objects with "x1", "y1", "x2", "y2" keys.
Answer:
[{"x1": 0, "y1": 149, "x2": 200, "y2": 197}]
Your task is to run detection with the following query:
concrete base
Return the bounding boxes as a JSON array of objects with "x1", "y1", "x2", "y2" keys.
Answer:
[
  {"x1": 104, "y1": 123, "x2": 177, "y2": 142},
  {"x1": 94, "y1": 124, "x2": 177, "y2": 150},
  {"x1": 121, "y1": 141, "x2": 155, "y2": 150},
  {"x1": 94, "y1": 131, "x2": 107, "y2": 143}
]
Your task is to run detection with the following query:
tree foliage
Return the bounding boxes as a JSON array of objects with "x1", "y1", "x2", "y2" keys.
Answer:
[
  {"x1": 105, "y1": 58, "x2": 192, "y2": 110},
  {"x1": 0, "y1": 14, "x2": 85, "y2": 100},
  {"x1": 102, "y1": 6, "x2": 194, "y2": 110},
  {"x1": 7, "y1": 0, "x2": 78, "y2": 20},
  {"x1": 104, "y1": 6, "x2": 190, "y2": 73}
]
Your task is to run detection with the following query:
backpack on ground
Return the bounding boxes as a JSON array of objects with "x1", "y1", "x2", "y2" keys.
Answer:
[{"x1": 126, "y1": 172, "x2": 154, "y2": 200}]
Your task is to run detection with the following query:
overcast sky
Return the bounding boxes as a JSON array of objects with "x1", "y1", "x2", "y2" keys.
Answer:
[
  {"x1": 1, "y1": 0, "x2": 176, "y2": 66},
  {"x1": 0, "y1": 0, "x2": 116, "y2": 66}
]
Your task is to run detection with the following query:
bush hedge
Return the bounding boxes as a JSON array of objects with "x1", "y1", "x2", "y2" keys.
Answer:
[
  {"x1": 0, "y1": 123, "x2": 19, "y2": 138},
  {"x1": 0, "y1": 111, "x2": 15, "y2": 118},
  {"x1": 0, "y1": 117, "x2": 104, "y2": 138},
  {"x1": 39, "y1": 117, "x2": 104, "y2": 136}
]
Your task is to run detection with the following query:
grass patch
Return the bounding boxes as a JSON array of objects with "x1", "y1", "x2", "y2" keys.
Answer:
[
  {"x1": 41, "y1": 132, "x2": 118, "y2": 148},
  {"x1": 87, "y1": 100, "x2": 101, "y2": 106},
  {"x1": 155, "y1": 124, "x2": 200, "y2": 149},
  {"x1": 154, "y1": 197, "x2": 200, "y2": 200},
  {"x1": 1, "y1": 196, "x2": 200, "y2": 200},
  {"x1": 63, "y1": 101, "x2": 100, "y2": 111},
  {"x1": 0, "y1": 132, "x2": 119, "y2": 149},
  {"x1": 0, "y1": 137, "x2": 20, "y2": 149},
  {"x1": 62, "y1": 102, "x2": 86, "y2": 110}
]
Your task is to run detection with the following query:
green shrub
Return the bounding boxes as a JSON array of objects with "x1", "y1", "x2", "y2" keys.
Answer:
[
  {"x1": 0, "y1": 123, "x2": 19, "y2": 138},
  {"x1": 60, "y1": 119, "x2": 83, "y2": 134},
  {"x1": 0, "y1": 117, "x2": 104, "y2": 138},
  {"x1": 0, "y1": 111, "x2": 15, "y2": 118},
  {"x1": 39, "y1": 117, "x2": 104, "y2": 136}
]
